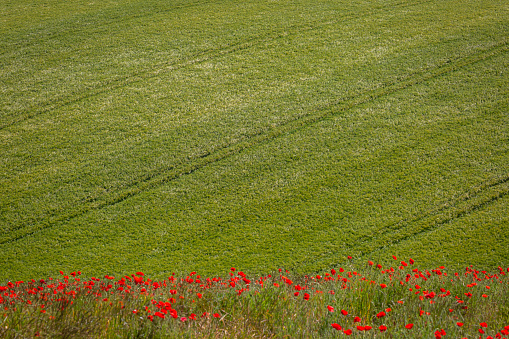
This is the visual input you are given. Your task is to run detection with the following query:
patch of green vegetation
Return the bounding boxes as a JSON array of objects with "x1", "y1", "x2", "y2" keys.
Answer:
[{"x1": 1, "y1": 0, "x2": 508, "y2": 281}]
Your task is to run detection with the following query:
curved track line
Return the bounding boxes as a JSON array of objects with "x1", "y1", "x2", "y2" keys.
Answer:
[
  {"x1": 0, "y1": 0, "x2": 430, "y2": 130},
  {"x1": 0, "y1": 0, "x2": 221, "y2": 57},
  {"x1": 1, "y1": 40, "x2": 507, "y2": 245}
]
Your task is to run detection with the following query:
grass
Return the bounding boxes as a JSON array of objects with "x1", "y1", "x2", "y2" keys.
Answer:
[
  {"x1": 0, "y1": 0, "x2": 508, "y2": 282},
  {"x1": 1, "y1": 257, "x2": 509, "y2": 338}
]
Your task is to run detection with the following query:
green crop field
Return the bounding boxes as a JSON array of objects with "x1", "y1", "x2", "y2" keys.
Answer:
[{"x1": 1, "y1": 0, "x2": 508, "y2": 283}]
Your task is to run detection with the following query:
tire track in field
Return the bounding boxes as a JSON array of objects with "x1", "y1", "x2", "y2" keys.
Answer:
[
  {"x1": 1, "y1": 39, "x2": 507, "y2": 246},
  {"x1": 0, "y1": 0, "x2": 220, "y2": 57},
  {"x1": 0, "y1": 0, "x2": 430, "y2": 130},
  {"x1": 361, "y1": 173, "x2": 509, "y2": 254},
  {"x1": 297, "y1": 173, "x2": 509, "y2": 272}
]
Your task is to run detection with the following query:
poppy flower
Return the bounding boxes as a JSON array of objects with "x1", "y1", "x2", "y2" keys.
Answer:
[
  {"x1": 303, "y1": 293, "x2": 310, "y2": 300},
  {"x1": 379, "y1": 325, "x2": 387, "y2": 332},
  {"x1": 343, "y1": 329, "x2": 352, "y2": 335},
  {"x1": 457, "y1": 322, "x2": 463, "y2": 327},
  {"x1": 364, "y1": 326, "x2": 372, "y2": 330},
  {"x1": 354, "y1": 316, "x2": 361, "y2": 322},
  {"x1": 189, "y1": 313, "x2": 197, "y2": 320},
  {"x1": 405, "y1": 323, "x2": 414, "y2": 329},
  {"x1": 327, "y1": 305, "x2": 334, "y2": 312},
  {"x1": 213, "y1": 313, "x2": 220, "y2": 318},
  {"x1": 357, "y1": 326, "x2": 365, "y2": 331},
  {"x1": 341, "y1": 309, "x2": 348, "y2": 316},
  {"x1": 380, "y1": 283, "x2": 387, "y2": 288},
  {"x1": 377, "y1": 311, "x2": 386, "y2": 318},
  {"x1": 331, "y1": 323, "x2": 342, "y2": 330},
  {"x1": 480, "y1": 322, "x2": 488, "y2": 328}
]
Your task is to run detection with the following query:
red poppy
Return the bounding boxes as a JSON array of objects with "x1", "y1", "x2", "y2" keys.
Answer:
[
  {"x1": 341, "y1": 309, "x2": 348, "y2": 316},
  {"x1": 327, "y1": 305, "x2": 334, "y2": 312},
  {"x1": 405, "y1": 323, "x2": 414, "y2": 329},
  {"x1": 303, "y1": 293, "x2": 310, "y2": 300},
  {"x1": 189, "y1": 313, "x2": 197, "y2": 320},
  {"x1": 213, "y1": 313, "x2": 220, "y2": 318},
  {"x1": 377, "y1": 311, "x2": 386, "y2": 318},
  {"x1": 380, "y1": 283, "x2": 387, "y2": 288},
  {"x1": 343, "y1": 329, "x2": 352, "y2": 335},
  {"x1": 392, "y1": 256, "x2": 397, "y2": 260},
  {"x1": 331, "y1": 323, "x2": 342, "y2": 331},
  {"x1": 357, "y1": 326, "x2": 364, "y2": 331},
  {"x1": 136, "y1": 272, "x2": 144, "y2": 276},
  {"x1": 480, "y1": 322, "x2": 488, "y2": 328},
  {"x1": 379, "y1": 325, "x2": 387, "y2": 332},
  {"x1": 364, "y1": 326, "x2": 372, "y2": 331},
  {"x1": 354, "y1": 316, "x2": 361, "y2": 322},
  {"x1": 457, "y1": 322, "x2": 463, "y2": 327}
]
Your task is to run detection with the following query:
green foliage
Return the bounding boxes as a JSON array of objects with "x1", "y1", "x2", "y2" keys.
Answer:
[
  {"x1": 0, "y1": 0, "x2": 508, "y2": 281},
  {"x1": 1, "y1": 261, "x2": 508, "y2": 338}
]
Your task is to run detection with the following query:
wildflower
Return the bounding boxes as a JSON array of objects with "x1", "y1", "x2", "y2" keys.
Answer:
[
  {"x1": 368, "y1": 261, "x2": 374, "y2": 266},
  {"x1": 180, "y1": 317, "x2": 187, "y2": 322},
  {"x1": 213, "y1": 313, "x2": 220, "y2": 318},
  {"x1": 341, "y1": 309, "x2": 348, "y2": 316},
  {"x1": 196, "y1": 293, "x2": 202, "y2": 298},
  {"x1": 480, "y1": 322, "x2": 488, "y2": 328},
  {"x1": 376, "y1": 311, "x2": 386, "y2": 318},
  {"x1": 364, "y1": 326, "x2": 372, "y2": 330},
  {"x1": 343, "y1": 329, "x2": 352, "y2": 335},
  {"x1": 385, "y1": 308, "x2": 391, "y2": 312},
  {"x1": 327, "y1": 305, "x2": 334, "y2": 312},
  {"x1": 392, "y1": 256, "x2": 397, "y2": 260},
  {"x1": 354, "y1": 316, "x2": 361, "y2": 322},
  {"x1": 189, "y1": 313, "x2": 196, "y2": 320},
  {"x1": 380, "y1": 283, "x2": 387, "y2": 288},
  {"x1": 405, "y1": 323, "x2": 414, "y2": 329},
  {"x1": 331, "y1": 323, "x2": 342, "y2": 330},
  {"x1": 457, "y1": 322, "x2": 463, "y2": 327},
  {"x1": 136, "y1": 272, "x2": 144, "y2": 276},
  {"x1": 379, "y1": 325, "x2": 387, "y2": 332},
  {"x1": 303, "y1": 293, "x2": 310, "y2": 300},
  {"x1": 357, "y1": 326, "x2": 365, "y2": 331}
]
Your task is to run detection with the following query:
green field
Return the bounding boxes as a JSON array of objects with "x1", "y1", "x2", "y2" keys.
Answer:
[{"x1": 1, "y1": 0, "x2": 508, "y2": 282}]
